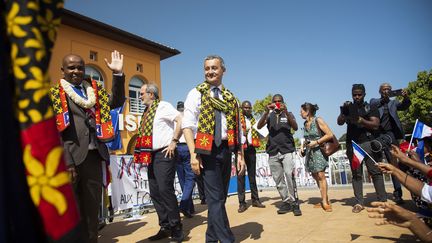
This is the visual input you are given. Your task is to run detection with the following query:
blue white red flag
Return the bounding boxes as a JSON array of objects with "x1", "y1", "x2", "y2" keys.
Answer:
[
  {"x1": 351, "y1": 141, "x2": 366, "y2": 170},
  {"x1": 412, "y1": 120, "x2": 432, "y2": 139}
]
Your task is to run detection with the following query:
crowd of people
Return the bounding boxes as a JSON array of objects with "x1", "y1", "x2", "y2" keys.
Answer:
[{"x1": 51, "y1": 51, "x2": 431, "y2": 243}]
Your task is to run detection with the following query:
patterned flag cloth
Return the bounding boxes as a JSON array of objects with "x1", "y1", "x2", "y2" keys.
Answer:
[
  {"x1": 2, "y1": 0, "x2": 82, "y2": 242},
  {"x1": 240, "y1": 114, "x2": 260, "y2": 148},
  {"x1": 106, "y1": 103, "x2": 125, "y2": 151},
  {"x1": 134, "y1": 99, "x2": 160, "y2": 164},
  {"x1": 194, "y1": 81, "x2": 241, "y2": 154},
  {"x1": 249, "y1": 117, "x2": 260, "y2": 147}
]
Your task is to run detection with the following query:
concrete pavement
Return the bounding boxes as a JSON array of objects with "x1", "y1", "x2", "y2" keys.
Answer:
[{"x1": 98, "y1": 185, "x2": 418, "y2": 242}]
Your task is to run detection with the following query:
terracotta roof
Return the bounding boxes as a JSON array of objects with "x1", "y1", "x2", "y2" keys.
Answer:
[{"x1": 61, "y1": 9, "x2": 180, "y2": 60}]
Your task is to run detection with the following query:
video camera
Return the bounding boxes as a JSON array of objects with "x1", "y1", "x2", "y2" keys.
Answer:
[
  {"x1": 370, "y1": 134, "x2": 393, "y2": 153},
  {"x1": 360, "y1": 134, "x2": 394, "y2": 162},
  {"x1": 340, "y1": 101, "x2": 361, "y2": 124}
]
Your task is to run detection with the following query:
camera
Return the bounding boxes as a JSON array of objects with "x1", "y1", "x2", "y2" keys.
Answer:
[
  {"x1": 340, "y1": 101, "x2": 360, "y2": 124},
  {"x1": 389, "y1": 89, "x2": 403, "y2": 98},
  {"x1": 362, "y1": 134, "x2": 394, "y2": 162},
  {"x1": 370, "y1": 134, "x2": 393, "y2": 153}
]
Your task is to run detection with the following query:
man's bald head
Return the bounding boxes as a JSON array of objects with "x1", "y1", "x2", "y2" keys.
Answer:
[
  {"x1": 62, "y1": 54, "x2": 84, "y2": 68},
  {"x1": 61, "y1": 54, "x2": 85, "y2": 85}
]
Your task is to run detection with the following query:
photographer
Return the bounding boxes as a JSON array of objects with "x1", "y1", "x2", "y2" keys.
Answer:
[
  {"x1": 337, "y1": 84, "x2": 387, "y2": 213},
  {"x1": 370, "y1": 83, "x2": 411, "y2": 204},
  {"x1": 257, "y1": 94, "x2": 302, "y2": 216}
]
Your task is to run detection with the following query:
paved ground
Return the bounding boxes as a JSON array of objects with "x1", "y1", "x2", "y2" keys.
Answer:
[{"x1": 98, "y1": 185, "x2": 419, "y2": 242}]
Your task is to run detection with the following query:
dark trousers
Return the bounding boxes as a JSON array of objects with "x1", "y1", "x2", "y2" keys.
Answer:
[
  {"x1": 237, "y1": 146, "x2": 260, "y2": 204},
  {"x1": 200, "y1": 142, "x2": 235, "y2": 243},
  {"x1": 176, "y1": 143, "x2": 195, "y2": 214},
  {"x1": 73, "y1": 150, "x2": 103, "y2": 243},
  {"x1": 347, "y1": 142, "x2": 387, "y2": 205},
  {"x1": 148, "y1": 150, "x2": 181, "y2": 229},
  {"x1": 195, "y1": 173, "x2": 206, "y2": 201}
]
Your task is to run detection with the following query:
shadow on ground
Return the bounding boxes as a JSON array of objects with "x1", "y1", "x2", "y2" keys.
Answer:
[
  {"x1": 99, "y1": 220, "x2": 146, "y2": 242},
  {"x1": 231, "y1": 222, "x2": 264, "y2": 241}
]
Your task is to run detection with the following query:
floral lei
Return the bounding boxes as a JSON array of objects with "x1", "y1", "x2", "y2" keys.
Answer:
[{"x1": 60, "y1": 79, "x2": 96, "y2": 109}]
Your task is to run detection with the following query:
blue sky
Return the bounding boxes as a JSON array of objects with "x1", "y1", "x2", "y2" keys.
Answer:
[{"x1": 65, "y1": 0, "x2": 432, "y2": 138}]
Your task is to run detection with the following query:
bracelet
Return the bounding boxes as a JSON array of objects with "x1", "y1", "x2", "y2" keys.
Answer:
[
  {"x1": 357, "y1": 117, "x2": 362, "y2": 124},
  {"x1": 172, "y1": 138, "x2": 179, "y2": 143}
]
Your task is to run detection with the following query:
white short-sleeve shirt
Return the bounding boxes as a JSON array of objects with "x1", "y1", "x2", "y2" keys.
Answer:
[{"x1": 152, "y1": 101, "x2": 180, "y2": 150}]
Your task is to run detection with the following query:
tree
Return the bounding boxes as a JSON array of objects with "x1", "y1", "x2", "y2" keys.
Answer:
[
  {"x1": 399, "y1": 69, "x2": 432, "y2": 133},
  {"x1": 252, "y1": 94, "x2": 273, "y2": 151},
  {"x1": 339, "y1": 133, "x2": 346, "y2": 142},
  {"x1": 253, "y1": 94, "x2": 273, "y2": 118}
]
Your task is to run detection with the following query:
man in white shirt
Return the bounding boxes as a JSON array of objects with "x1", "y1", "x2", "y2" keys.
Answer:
[
  {"x1": 182, "y1": 55, "x2": 245, "y2": 243},
  {"x1": 135, "y1": 84, "x2": 184, "y2": 242}
]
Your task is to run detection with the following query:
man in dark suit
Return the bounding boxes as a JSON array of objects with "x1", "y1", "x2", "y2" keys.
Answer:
[
  {"x1": 370, "y1": 83, "x2": 410, "y2": 204},
  {"x1": 50, "y1": 50, "x2": 125, "y2": 243}
]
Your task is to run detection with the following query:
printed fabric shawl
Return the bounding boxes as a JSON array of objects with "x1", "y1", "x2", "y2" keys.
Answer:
[
  {"x1": 134, "y1": 99, "x2": 160, "y2": 164},
  {"x1": 241, "y1": 113, "x2": 260, "y2": 148},
  {"x1": 195, "y1": 81, "x2": 241, "y2": 155},
  {"x1": 50, "y1": 79, "x2": 114, "y2": 142}
]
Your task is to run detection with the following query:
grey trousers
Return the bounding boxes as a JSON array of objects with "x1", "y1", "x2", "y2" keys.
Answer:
[{"x1": 268, "y1": 152, "x2": 296, "y2": 202}]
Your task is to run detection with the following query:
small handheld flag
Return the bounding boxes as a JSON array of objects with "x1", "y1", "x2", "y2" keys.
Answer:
[
  {"x1": 408, "y1": 119, "x2": 432, "y2": 152},
  {"x1": 352, "y1": 140, "x2": 378, "y2": 170}
]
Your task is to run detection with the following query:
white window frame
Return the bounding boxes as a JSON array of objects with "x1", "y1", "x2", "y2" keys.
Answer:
[
  {"x1": 85, "y1": 65, "x2": 104, "y2": 88},
  {"x1": 129, "y1": 77, "x2": 145, "y2": 114}
]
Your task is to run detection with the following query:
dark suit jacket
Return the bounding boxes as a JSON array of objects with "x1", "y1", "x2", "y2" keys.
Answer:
[
  {"x1": 370, "y1": 97, "x2": 410, "y2": 139},
  {"x1": 61, "y1": 74, "x2": 125, "y2": 166}
]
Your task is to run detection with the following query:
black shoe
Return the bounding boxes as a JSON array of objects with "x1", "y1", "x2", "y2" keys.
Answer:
[
  {"x1": 238, "y1": 203, "x2": 247, "y2": 213},
  {"x1": 277, "y1": 202, "x2": 292, "y2": 214},
  {"x1": 252, "y1": 200, "x2": 266, "y2": 208},
  {"x1": 148, "y1": 228, "x2": 171, "y2": 241},
  {"x1": 170, "y1": 225, "x2": 184, "y2": 243},
  {"x1": 394, "y1": 196, "x2": 404, "y2": 205},
  {"x1": 108, "y1": 208, "x2": 114, "y2": 223},
  {"x1": 180, "y1": 209, "x2": 193, "y2": 218},
  {"x1": 98, "y1": 221, "x2": 106, "y2": 230},
  {"x1": 292, "y1": 203, "x2": 302, "y2": 216}
]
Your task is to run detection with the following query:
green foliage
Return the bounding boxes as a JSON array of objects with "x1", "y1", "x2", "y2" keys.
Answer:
[
  {"x1": 399, "y1": 69, "x2": 432, "y2": 133},
  {"x1": 253, "y1": 94, "x2": 273, "y2": 118},
  {"x1": 339, "y1": 133, "x2": 346, "y2": 142},
  {"x1": 252, "y1": 94, "x2": 273, "y2": 151},
  {"x1": 294, "y1": 137, "x2": 300, "y2": 148}
]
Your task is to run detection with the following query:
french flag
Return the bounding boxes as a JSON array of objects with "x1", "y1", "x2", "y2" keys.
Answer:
[
  {"x1": 413, "y1": 120, "x2": 432, "y2": 139},
  {"x1": 352, "y1": 141, "x2": 366, "y2": 170}
]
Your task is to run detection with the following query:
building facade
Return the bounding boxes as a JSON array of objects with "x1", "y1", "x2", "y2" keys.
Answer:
[{"x1": 49, "y1": 9, "x2": 180, "y2": 154}]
